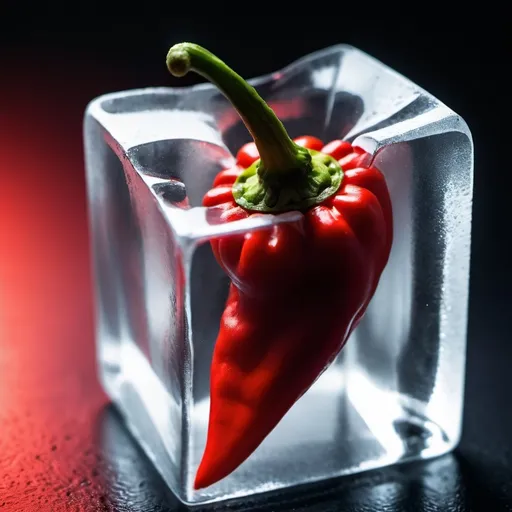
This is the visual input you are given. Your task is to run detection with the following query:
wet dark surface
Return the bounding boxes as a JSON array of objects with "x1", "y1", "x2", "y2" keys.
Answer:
[{"x1": 1, "y1": 25, "x2": 511, "y2": 511}]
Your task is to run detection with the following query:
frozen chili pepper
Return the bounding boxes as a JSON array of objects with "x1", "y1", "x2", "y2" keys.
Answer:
[{"x1": 166, "y1": 43, "x2": 393, "y2": 489}]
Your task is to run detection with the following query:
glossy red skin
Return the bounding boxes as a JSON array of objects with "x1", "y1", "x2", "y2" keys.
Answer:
[{"x1": 196, "y1": 136, "x2": 393, "y2": 489}]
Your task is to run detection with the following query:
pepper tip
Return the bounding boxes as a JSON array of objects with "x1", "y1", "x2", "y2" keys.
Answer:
[
  {"x1": 193, "y1": 467, "x2": 210, "y2": 490},
  {"x1": 193, "y1": 453, "x2": 229, "y2": 490}
]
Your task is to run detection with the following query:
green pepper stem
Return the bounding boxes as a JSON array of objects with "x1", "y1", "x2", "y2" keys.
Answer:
[{"x1": 166, "y1": 43, "x2": 301, "y2": 172}]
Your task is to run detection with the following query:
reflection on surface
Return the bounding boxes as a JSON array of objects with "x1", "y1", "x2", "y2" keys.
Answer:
[
  {"x1": 97, "y1": 405, "x2": 181, "y2": 511},
  {"x1": 97, "y1": 405, "x2": 501, "y2": 512}
]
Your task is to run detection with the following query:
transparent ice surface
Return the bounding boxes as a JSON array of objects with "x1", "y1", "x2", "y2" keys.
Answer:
[{"x1": 83, "y1": 44, "x2": 473, "y2": 506}]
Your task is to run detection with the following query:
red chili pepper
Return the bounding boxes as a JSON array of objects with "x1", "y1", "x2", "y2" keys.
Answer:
[{"x1": 167, "y1": 44, "x2": 393, "y2": 490}]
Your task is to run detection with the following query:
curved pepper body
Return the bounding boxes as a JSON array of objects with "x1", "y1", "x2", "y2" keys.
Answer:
[{"x1": 196, "y1": 137, "x2": 393, "y2": 489}]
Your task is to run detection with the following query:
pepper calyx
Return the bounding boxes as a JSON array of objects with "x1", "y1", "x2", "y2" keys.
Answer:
[{"x1": 233, "y1": 149, "x2": 343, "y2": 213}]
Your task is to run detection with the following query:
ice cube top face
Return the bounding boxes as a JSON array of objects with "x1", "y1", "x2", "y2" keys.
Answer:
[{"x1": 84, "y1": 44, "x2": 473, "y2": 506}]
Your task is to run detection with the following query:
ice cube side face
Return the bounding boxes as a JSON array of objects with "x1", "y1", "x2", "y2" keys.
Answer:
[{"x1": 84, "y1": 44, "x2": 473, "y2": 506}]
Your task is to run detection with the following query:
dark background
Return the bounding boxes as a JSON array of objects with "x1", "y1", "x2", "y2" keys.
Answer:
[{"x1": 1, "y1": 16, "x2": 511, "y2": 511}]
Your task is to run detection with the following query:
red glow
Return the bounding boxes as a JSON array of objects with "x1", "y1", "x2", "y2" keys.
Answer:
[{"x1": 0, "y1": 55, "x2": 124, "y2": 510}]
